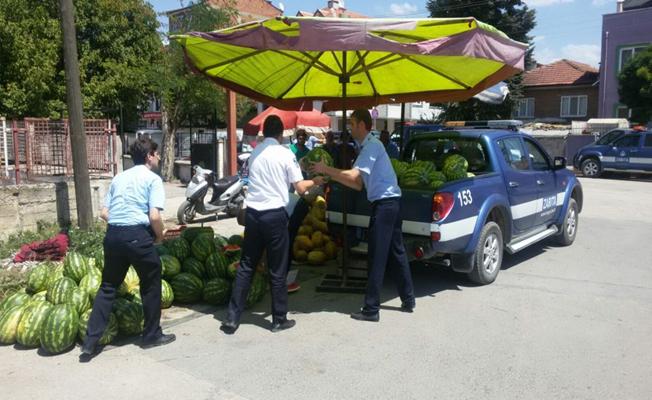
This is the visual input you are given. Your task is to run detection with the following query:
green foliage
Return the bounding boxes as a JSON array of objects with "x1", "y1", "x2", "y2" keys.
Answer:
[
  {"x1": 0, "y1": 0, "x2": 161, "y2": 122},
  {"x1": 426, "y1": 0, "x2": 537, "y2": 121},
  {"x1": 0, "y1": 221, "x2": 60, "y2": 260},
  {"x1": 618, "y1": 45, "x2": 652, "y2": 123},
  {"x1": 0, "y1": 269, "x2": 27, "y2": 303},
  {"x1": 67, "y1": 221, "x2": 106, "y2": 260}
]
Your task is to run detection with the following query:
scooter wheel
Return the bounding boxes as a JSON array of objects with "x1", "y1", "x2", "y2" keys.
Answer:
[{"x1": 177, "y1": 200, "x2": 196, "y2": 224}]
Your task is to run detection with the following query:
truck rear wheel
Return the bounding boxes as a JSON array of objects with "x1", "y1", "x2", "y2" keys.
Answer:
[{"x1": 468, "y1": 222, "x2": 503, "y2": 285}]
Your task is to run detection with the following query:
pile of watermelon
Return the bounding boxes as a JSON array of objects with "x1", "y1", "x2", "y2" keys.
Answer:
[
  {"x1": 292, "y1": 195, "x2": 339, "y2": 265},
  {"x1": 0, "y1": 227, "x2": 267, "y2": 355},
  {"x1": 392, "y1": 154, "x2": 473, "y2": 190}
]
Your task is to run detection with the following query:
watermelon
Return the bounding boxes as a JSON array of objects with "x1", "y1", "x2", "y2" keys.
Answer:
[
  {"x1": 442, "y1": 154, "x2": 469, "y2": 181},
  {"x1": 79, "y1": 267, "x2": 102, "y2": 302},
  {"x1": 161, "y1": 255, "x2": 181, "y2": 278},
  {"x1": 226, "y1": 261, "x2": 239, "y2": 280},
  {"x1": 412, "y1": 160, "x2": 436, "y2": 175},
  {"x1": 182, "y1": 257, "x2": 205, "y2": 279},
  {"x1": 94, "y1": 249, "x2": 105, "y2": 270},
  {"x1": 205, "y1": 252, "x2": 229, "y2": 280},
  {"x1": 170, "y1": 273, "x2": 204, "y2": 303},
  {"x1": 390, "y1": 159, "x2": 409, "y2": 180},
  {"x1": 161, "y1": 280, "x2": 174, "y2": 309},
  {"x1": 245, "y1": 273, "x2": 267, "y2": 309},
  {"x1": 0, "y1": 291, "x2": 31, "y2": 316},
  {"x1": 181, "y1": 226, "x2": 214, "y2": 243},
  {"x1": 63, "y1": 251, "x2": 89, "y2": 283},
  {"x1": 118, "y1": 266, "x2": 140, "y2": 297},
  {"x1": 26, "y1": 263, "x2": 51, "y2": 294},
  {"x1": 45, "y1": 263, "x2": 65, "y2": 292},
  {"x1": 16, "y1": 301, "x2": 53, "y2": 347},
  {"x1": 40, "y1": 303, "x2": 79, "y2": 354},
  {"x1": 400, "y1": 166, "x2": 428, "y2": 188},
  {"x1": 46, "y1": 277, "x2": 77, "y2": 305},
  {"x1": 113, "y1": 298, "x2": 144, "y2": 336},
  {"x1": 303, "y1": 147, "x2": 334, "y2": 179},
  {"x1": 227, "y1": 235, "x2": 244, "y2": 247},
  {"x1": 214, "y1": 235, "x2": 229, "y2": 250},
  {"x1": 66, "y1": 288, "x2": 91, "y2": 315},
  {"x1": 77, "y1": 309, "x2": 118, "y2": 345},
  {"x1": 191, "y1": 234, "x2": 215, "y2": 262},
  {"x1": 154, "y1": 243, "x2": 169, "y2": 256},
  {"x1": 31, "y1": 291, "x2": 48, "y2": 303},
  {"x1": 0, "y1": 304, "x2": 29, "y2": 344},
  {"x1": 165, "y1": 237, "x2": 190, "y2": 261},
  {"x1": 202, "y1": 278, "x2": 231, "y2": 305}
]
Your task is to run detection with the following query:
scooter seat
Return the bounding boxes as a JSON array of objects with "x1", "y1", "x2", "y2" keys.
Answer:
[{"x1": 214, "y1": 175, "x2": 239, "y2": 192}]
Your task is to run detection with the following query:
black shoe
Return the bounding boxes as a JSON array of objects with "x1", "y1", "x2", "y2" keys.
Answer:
[
  {"x1": 270, "y1": 319, "x2": 296, "y2": 333},
  {"x1": 220, "y1": 320, "x2": 239, "y2": 335},
  {"x1": 400, "y1": 302, "x2": 415, "y2": 313},
  {"x1": 78, "y1": 343, "x2": 101, "y2": 363},
  {"x1": 141, "y1": 333, "x2": 176, "y2": 349},
  {"x1": 350, "y1": 311, "x2": 380, "y2": 322}
]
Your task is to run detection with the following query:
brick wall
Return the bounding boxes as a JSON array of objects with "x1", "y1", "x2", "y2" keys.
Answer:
[{"x1": 523, "y1": 85, "x2": 599, "y2": 122}]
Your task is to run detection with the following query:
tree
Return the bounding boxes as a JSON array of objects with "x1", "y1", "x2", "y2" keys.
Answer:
[
  {"x1": 426, "y1": 0, "x2": 536, "y2": 121},
  {"x1": 0, "y1": 0, "x2": 161, "y2": 125},
  {"x1": 156, "y1": 1, "x2": 256, "y2": 181},
  {"x1": 618, "y1": 45, "x2": 652, "y2": 123}
]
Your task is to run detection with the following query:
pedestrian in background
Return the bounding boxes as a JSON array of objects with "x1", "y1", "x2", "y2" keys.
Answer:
[
  {"x1": 311, "y1": 109, "x2": 415, "y2": 322},
  {"x1": 380, "y1": 129, "x2": 400, "y2": 159},
  {"x1": 80, "y1": 137, "x2": 175, "y2": 362},
  {"x1": 221, "y1": 115, "x2": 321, "y2": 334},
  {"x1": 290, "y1": 129, "x2": 310, "y2": 161}
]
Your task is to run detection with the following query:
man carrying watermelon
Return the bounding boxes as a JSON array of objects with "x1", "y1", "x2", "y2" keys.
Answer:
[
  {"x1": 80, "y1": 137, "x2": 175, "y2": 361},
  {"x1": 310, "y1": 109, "x2": 416, "y2": 322},
  {"x1": 221, "y1": 115, "x2": 321, "y2": 334}
]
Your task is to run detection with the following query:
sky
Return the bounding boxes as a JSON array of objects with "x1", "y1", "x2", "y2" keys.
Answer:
[{"x1": 150, "y1": 0, "x2": 617, "y2": 68}]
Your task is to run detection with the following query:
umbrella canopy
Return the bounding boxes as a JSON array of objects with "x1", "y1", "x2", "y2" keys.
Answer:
[
  {"x1": 172, "y1": 17, "x2": 528, "y2": 111},
  {"x1": 244, "y1": 106, "x2": 331, "y2": 137}
]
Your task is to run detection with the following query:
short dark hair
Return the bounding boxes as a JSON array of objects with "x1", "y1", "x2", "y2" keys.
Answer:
[
  {"x1": 263, "y1": 115, "x2": 284, "y2": 138},
  {"x1": 295, "y1": 129, "x2": 307, "y2": 139},
  {"x1": 350, "y1": 109, "x2": 372, "y2": 131},
  {"x1": 130, "y1": 137, "x2": 158, "y2": 165}
]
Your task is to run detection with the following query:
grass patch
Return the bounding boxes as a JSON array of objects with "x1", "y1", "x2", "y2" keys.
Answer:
[{"x1": 0, "y1": 269, "x2": 28, "y2": 303}]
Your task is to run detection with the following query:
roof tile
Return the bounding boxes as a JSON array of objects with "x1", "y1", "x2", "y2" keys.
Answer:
[{"x1": 523, "y1": 59, "x2": 599, "y2": 87}]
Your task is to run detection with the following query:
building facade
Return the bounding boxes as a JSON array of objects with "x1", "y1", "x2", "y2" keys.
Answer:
[{"x1": 598, "y1": 0, "x2": 652, "y2": 118}]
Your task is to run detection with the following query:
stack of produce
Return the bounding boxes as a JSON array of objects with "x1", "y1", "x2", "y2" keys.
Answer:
[
  {"x1": 292, "y1": 195, "x2": 338, "y2": 265},
  {"x1": 392, "y1": 155, "x2": 471, "y2": 190},
  {"x1": 0, "y1": 227, "x2": 268, "y2": 356}
]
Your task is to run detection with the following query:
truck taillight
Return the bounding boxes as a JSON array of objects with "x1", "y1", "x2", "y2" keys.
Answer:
[{"x1": 432, "y1": 192, "x2": 454, "y2": 222}]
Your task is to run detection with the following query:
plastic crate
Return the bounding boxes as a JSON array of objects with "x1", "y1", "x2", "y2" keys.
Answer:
[{"x1": 163, "y1": 225, "x2": 187, "y2": 241}]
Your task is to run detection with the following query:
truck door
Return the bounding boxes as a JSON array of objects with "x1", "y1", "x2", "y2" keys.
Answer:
[
  {"x1": 523, "y1": 137, "x2": 559, "y2": 227},
  {"x1": 611, "y1": 134, "x2": 642, "y2": 170},
  {"x1": 496, "y1": 137, "x2": 538, "y2": 233}
]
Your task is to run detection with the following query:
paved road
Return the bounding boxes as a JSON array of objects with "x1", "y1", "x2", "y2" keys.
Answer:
[{"x1": 2, "y1": 176, "x2": 651, "y2": 400}]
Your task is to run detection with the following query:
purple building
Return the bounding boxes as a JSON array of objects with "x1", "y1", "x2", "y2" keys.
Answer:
[{"x1": 598, "y1": 0, "x2": 652, "y2": 118}]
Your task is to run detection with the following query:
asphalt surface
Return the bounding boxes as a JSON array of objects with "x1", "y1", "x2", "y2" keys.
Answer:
[{"x1": 1, "y1": 176, "x2": 651, "y2": 400}]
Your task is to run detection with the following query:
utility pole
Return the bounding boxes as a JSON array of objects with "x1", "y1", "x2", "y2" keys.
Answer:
[{"x1": 60, "y1": 0, "x2": 93, "y2": 230}]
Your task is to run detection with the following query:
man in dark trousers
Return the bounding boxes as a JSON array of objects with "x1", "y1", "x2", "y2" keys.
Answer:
[
  {"x1": 80, "y1": 137, "x2": 174, "y2": 361},
  {"x1": 311, "y1": 109, "x2": 415, "y2": 322},
  {"x1": 221, "y1": 115, "x2": 320, "y2": 334}
]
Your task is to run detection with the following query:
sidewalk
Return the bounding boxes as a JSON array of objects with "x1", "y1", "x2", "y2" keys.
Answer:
[{"x1": 162, "y1": 181, "x2": 244, "y2": 239}]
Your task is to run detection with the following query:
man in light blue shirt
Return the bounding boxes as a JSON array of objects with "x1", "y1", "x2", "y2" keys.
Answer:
[
  {"x1": 311, "y1": 109, "x2": 415, "y2": 322},
  {"x1": 80, "y1": 137, "x2": 174, "y2": 361}
]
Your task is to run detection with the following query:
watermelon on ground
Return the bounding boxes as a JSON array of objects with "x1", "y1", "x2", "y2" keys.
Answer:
[
  {"x1": 118, "y1": 266, "x2": 140, "y2": 297},
  {"x1": 238, "y1": 273, "x2": 267, "y2": 309},
  {"x1": 161, "y1": 280, "x2": 174, "y2": 309},
  {"x1": 214, "y1": 235, "x2": 228, "y2": 250},
  {"x1": 94, "y1": 249, "x2": 105, "y2": 270},
  {"x1": 46, "y1": 277, "x2": 77, "y2": 305},
  {"x1": 77, "y1": 309, "x2": 118, "y2": 345},
  {"x1": 0, "y1": 303, "x2": 29, "y2": 344},
  {"x1": 191, "y1": 234, "x2": 215, "y2": 262},
  {"x1": 154, "y1": 243, "x2": 169, "y2": 256},
  {"x1": 31, "y1": 291, "x2": 48, "y2": 303},
  {"x1": 16, "y1": 300, "x2": 53, "y2": 347},
  {"x1": 170, "y1": 273, "x2": 204, "y2": 303},
  {"x1": 165, "y1": 237, "x2": 190, "y2": 261},
  {"x1": 45, "y1": 263, "x2": 65, "y2": 292},
  {"x1": 181, "y1": 227, "x2": 214, "y2": 243},
  {"x1": 79, "y1": 267, "x2": 102, "y2": 303},
  {"x1": 182, "y1": 257, "x2": 205, "y2": 279},
  {"x1": 202, "y1": 278, "x2": 231, "y2": 305},
  {"x1": 63, "y1": 251, "x2": 89, "y2": 283},
  {"x1": 205, "y1": 252, "x2": 229, "y2": 280},
  {"x1": 227, "y1": 235, "x2": 244, "y2": 247},
  {"x1": 224, "y1": 245, "x2": 241, "y2": 263},
  {"x1": 66, "y1": 288, "x2": 91, "y2": 315},
  {"x1": 226, "y1": 261, "x2": 239, "y2": 280},
  {"x1": 113, "y1": 298, "x2": 144, "y2": 336},
  {"x1": 0, "y1": 291, "x2": 31, "y2": 316},
  {"x1": 40, "y1": 303, "x2": 79, "y2": 354},
  {"x1": 160, "y1": 255, "x2": 181, "y2": 278},
  {"x1": 26, "y1": 263, "x2": 51, "y2": 294}
]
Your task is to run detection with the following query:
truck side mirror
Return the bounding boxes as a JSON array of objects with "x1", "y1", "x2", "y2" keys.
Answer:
[{"x1": 553, "y1": 156, "x2": 566, "y2": 170}]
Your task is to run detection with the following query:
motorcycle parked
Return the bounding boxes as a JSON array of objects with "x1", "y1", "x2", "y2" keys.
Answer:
[{"x1": 177, "y1": 153, "x2": 250, "y2": 224}]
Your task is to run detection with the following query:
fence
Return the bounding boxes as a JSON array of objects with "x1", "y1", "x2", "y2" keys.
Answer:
[{"x1": 0, "y1": 118, "x2": 117, "y2": 185}]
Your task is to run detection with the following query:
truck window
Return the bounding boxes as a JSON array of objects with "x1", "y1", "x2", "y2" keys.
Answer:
[
  {"x1": 613, "y1": 135, "x2": 641, "y2": 148},
  {"x1": 404, "y1": 137, "x2": 490, "y2": 173},
  {"x1": 524, "y1": 139, "x2": 551, "y2": 171},
  {"x1": 497, "y1": 137, "x2": 529, "y2": 171},
  {"x1": 596, "y1": 130, "x2": 623, "y2": 145}
]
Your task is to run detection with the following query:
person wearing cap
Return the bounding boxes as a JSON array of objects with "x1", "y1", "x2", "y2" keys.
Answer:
[
  {"x1": 80, "y1": 137, "x2": 175, "y2": 362},
  {"x1": 311, "y1": 109, "x2": 415, "y2": 322},
  {"x1": 221, "y1": 115, "x2": 321, "y2": 334}
]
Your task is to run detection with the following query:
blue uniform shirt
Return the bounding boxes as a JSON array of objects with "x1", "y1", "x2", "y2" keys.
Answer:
[
  {"x1": 353, "y1": 133, "x2": 401, "y2": 202},
  {"x1": 104, "y1": 165, "x2": 165, "y2": 226}
]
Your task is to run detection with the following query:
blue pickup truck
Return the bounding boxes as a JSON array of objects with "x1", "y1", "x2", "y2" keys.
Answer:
[{"x1": 326, "y1": 128, "x2": 583, "y2": 285}]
